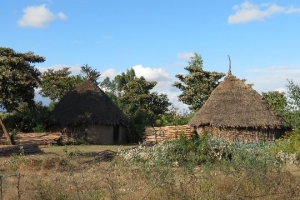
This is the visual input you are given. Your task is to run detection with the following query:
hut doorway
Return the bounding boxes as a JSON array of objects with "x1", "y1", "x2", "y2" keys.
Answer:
[{"x1": 113, "y1": 126, "x2": 119, "y2": 143}]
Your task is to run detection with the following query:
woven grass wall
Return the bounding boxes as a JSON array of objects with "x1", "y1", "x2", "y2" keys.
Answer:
[{"x1": 196, "y1": 126, "x2": 284, "y2": 143}]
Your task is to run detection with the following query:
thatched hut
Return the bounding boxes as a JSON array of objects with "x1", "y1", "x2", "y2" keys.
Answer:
[
  {"x1": 48, "y1": 79, "x2": 130, "y2": 144},
  {"x1": 189, "y1": 71, "x2": 290, "y2": 143}
]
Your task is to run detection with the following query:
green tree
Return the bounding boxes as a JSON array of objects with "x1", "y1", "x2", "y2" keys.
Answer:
[
  {"x1": 40, "y1": 65, "x2": 100, "y2": 102},
  {"x1": 286, "y1": 79, "x2": 300, "y2": 110},
  {"x1": 80, "y1": 64, "x2": 101, "y2": 85},
  {"x1": 173, "y1": 53, "x2": 225, "y2": 112},
  {"x1": 155, "y1": 105, "x2": 192, "y2": 126},
  {"x1": 262, "y1": 91, "x2": 287, "y2": 117},
  {"x1": 0, "y1": 47, "x2": 45, "y2": 112},
  {"x1": 3, "y1": 102, "x2": 50, "y2": 133},
  {"x1": 101, "y1": 68, "x2": 171, "y2": 142},
  {"x1": 39, "y1": 67, "x2": 82, "y2": 102},
  {"x1": 262, "y1": 81, "x2": 300, "y2": 133},
  {"x1": 286, "y1": 79, "x2": 300, "y2": 132}
]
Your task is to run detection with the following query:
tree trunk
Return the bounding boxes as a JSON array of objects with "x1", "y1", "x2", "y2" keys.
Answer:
[{"x1": 0, "y1": 117, "x2": 12, "y2": 145}]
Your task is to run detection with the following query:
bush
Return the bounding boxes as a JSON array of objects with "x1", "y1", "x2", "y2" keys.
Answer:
[
  {"x1": 117, "y1": 132, "x2": 233, "y2": 170},
  {"x1": 3, "y1": 102, "x2": 50, "y2": 132}
]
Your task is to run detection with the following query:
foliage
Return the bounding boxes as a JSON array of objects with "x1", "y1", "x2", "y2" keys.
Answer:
[
  {"x1": 117, "y1": 134, "x2": 293, "y2": 173},
  {"x1": 268, "y1": 133, "x2": 300, "y2": 155},
  {"x1": 39, "y1": 64, "x2": 100, "y2": 102},
  {"x1": 173, "y1": 53, "x2": 225, "y2": 112},
  {"x1": 80, "y1": 64, "x2": 101, "y2": 85},
  {"x1": 285, "y1": 79, "x2": 300, "y2": 132},
  {"x1": 47, "y1": 101, "x2": 57, "y2": 112},
  {"x1": 263, "y1": 80, "x2": 300, "y2": 132},
  {"x1": 39, "y1": 67, "x2": 82, "y2": 102},
  {"x1": 155, "y1": 105, "x2": 192, "y2": 126},
  {"x1": 262, "y1": 91, "x2": 287, "y2": 117},
  {"x1": 3, "y1": 102, "x2": 50, "y2": 133},
  {"x1": 101, "y1": 68, "x2": 171, "y2": 142},
  {"x1": 0, "y1": 47, "x2": 45, "y2": 112},
  {"x1": 219, "y1": 142, "x2": 279, "y2": 173},
  {"x1": 118, "y1": 132, "x2": 231, "y2": 170}
]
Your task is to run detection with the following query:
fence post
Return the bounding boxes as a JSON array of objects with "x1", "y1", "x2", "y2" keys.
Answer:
[{"x1": 17, "y1": 173, "x2": 21, "y2": 200}]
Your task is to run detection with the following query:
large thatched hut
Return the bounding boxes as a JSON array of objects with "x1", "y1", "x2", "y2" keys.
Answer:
[
  {"x1": 189, "y1": 71, "x2": 290, "y2": 143},
  {"x1": 48, "y1": 79, "x2": 130, "y2": 144}
]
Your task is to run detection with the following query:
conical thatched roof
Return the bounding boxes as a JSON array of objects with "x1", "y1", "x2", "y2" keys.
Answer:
[
  {"x1": 189, "y1": 74, "x2": 287, "y2": 129},
  {"x1": 49, "y1": 79, "x2": 130, "y2": 126}
]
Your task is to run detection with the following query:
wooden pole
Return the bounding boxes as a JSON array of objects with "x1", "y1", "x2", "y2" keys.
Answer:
[{"x1": 0, "y1": 117, "x2": 12, "y2": 145}]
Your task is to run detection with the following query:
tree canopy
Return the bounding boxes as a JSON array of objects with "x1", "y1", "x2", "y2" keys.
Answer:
[
  {"x1": 262, "y1": 91, "x2": 287, "y2": 118},
  {"x1": 286, "y1": 79, "x2": 300, "y2": 132},
  {"x1": 173, "y1": 53, "x2": 225, "y2": 112},
  {"x1": 39, "y1": 64, "x2": 100, "y2": 102},
  {"x1": 0, "y1": 47, "x2": 45, "y2": 112},
  {"x1": 101, "y1": 68, "x2": 171, "y2": 141},
  {"x1": 39, "y1": 67, "x2": 82, "y2": 102},
  {"x1": 80, "y1": 64, "x2": 101, "y2": 85},
  {"x1": 263, "y1": 80, "x2": 300, "y2": 133}
]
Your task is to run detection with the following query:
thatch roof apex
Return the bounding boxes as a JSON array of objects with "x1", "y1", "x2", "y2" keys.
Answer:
[
  {"x1": 49, "y1": 80, "x2": 130, "y2": 126},
  {"x1": 189, "y1": 73, "x2": 288, "y2": 129}
]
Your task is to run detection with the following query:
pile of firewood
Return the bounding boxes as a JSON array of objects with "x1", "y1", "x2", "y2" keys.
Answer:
[
  {"x1": 15, "y1": 132, "x2": 62, "y2": 145},
  {"x1": 144, "y1": 125, "x2": 194, "y2": 144}
]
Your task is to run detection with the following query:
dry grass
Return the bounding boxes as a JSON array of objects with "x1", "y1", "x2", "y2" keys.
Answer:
[
  {"x1": 0, "y1": 144, "x2": 300, "y2": 200},
  {"x1": 40, "y1": 144, "x2": 137, "y2": 155}
]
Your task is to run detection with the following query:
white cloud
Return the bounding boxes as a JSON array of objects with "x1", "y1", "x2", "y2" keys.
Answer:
[
  {"x1": 18, "y1": 4, "x2": 67, "y2": 28},
  {"x1": 132, "y1": 64, "x2": 189, "y2": 111},
  {"x1": 275, "y1": 87, "x2": 286, "y2": 93},
  {"x1": 101, "y1": 68, "x2": 118, "y2": 79},
  {"x1": 245, "y1": 65, "x2": 300, "y2": 94},
  {"x1": 133, "y1": 65, "x2": 171, "y2": 82},
  {"x1": 133, "y1": 65, "x2": 172, "y2": 93},
  {"x1": 177, "y1": 52, "x2": 194, "y2": 59},
  {"x1": 286, "y1": 7, "x2": 300, "y2": 14},
  {"x1": 228, "y1": 1, "x2": 300, "y2": 24}
]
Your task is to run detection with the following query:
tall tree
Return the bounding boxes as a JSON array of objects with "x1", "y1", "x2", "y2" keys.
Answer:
[
  {"x1": 80, "y1": 64, "x2": 101, "y2": 85},
  {"x1": 39, "y1": 65, "x2": 100, "y2": 102},
  {"x1": 262, "y1": 91, "x2": 287, "y2": 117},
  {"x1": 286, "y1": 79, "x2": 300, "y2": 132},
  {"x1": 0, "y1": 47, "x2": 45, "y2": 112},
  {"x1": 262, "y1": 81, "x2": 300, "y2": 133},
  {"x1": 0, "y1": 47, "x2": 45, "y2": 144},
  {"x1": 101, "y1": 68, "x2": 171, "y2": 142},
  {"x1": 173, "y1": 53, "x2": 225, "y2": 112},
  {"x1": 39, "y1": 68, "x2": 82, "y2": 102}
]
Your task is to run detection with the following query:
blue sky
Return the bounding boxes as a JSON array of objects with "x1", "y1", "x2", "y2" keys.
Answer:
[{"x1": 1, "y1": 0, "x2": 300, "y2": 111}]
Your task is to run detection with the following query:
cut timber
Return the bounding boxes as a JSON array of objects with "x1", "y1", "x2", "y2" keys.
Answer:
[
  {"x1": 144, "y1": 125, "x2": 194, "y2": 144},
  {"x1": 15, "y1": 132, "x2": 62, "y2": 145}
]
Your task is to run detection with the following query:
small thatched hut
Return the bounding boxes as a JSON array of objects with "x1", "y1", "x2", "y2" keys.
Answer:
[
  {"x1": 189, "y1": 71, "x2": 290, "y2": 143},
  {"x1": 48, "y1": 79, "x2": 130, "y2": 144}
]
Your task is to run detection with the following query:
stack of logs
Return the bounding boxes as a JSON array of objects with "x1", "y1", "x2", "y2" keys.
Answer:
[
  {"x1": 15, "y1": 132, "x2": 62, "y2": 145},
  {"x1": 144, "y1": 125, "x2": 194, "y2": 145}
]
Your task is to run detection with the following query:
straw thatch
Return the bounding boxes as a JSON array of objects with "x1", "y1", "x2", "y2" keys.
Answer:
[
  {"x1": 49, "y1": 79, "x2": 130, "y2": 126},
  {"x1": 189, "y1": 73, "x2": 289, "y2": 142},
  {"x1": 48, "y1": 80, "x2": 130, "y2": 144}
]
